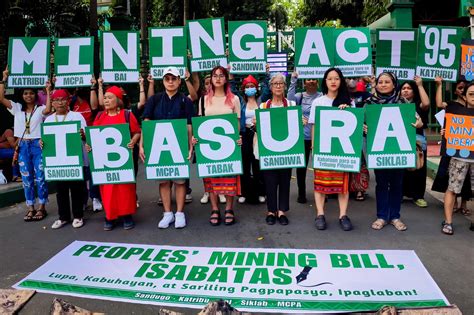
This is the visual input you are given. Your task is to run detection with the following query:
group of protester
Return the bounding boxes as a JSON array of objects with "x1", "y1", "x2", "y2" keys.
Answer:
[{"x1": 0, "y1": 63, "x2": 472, "y2": 235}]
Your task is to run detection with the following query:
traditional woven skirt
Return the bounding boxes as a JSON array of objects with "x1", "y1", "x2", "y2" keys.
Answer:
[
  {"x1": 204, "y1": 176, "x2": 241, "y2": 196},
  {"x1": 314, "y1": 170, "x2": 349, "y2": 194}
]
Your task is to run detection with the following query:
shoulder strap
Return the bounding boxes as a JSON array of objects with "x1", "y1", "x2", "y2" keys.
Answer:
[
  {"x1": 95, "y1": 111, "x2": 104, "y2": 121},
  {"x1": 124, "y1": 109, "x2": 130, "y2": 123},
  {"x1": 297, "y1": 93, "x2": 303, "y2": 106}
]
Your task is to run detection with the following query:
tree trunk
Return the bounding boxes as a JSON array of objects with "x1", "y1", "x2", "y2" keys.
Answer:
[
  {"x1": 89, "y1": 0, "x2": 99, "y2": 76},
  {"x1": 184, "y1": 0, "x2": 189, "y2": 25}
]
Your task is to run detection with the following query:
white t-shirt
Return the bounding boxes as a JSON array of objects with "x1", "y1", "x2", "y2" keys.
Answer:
[
  {"x1": 44, "y1": 111, "x2": 89, "y2": 167},
  {"x1": 8, "y1": 101, "x2": 47, "y2": 139},
  {"x1": 308, "y1": 95, "x2": 355, "y2": 124},
  {"x1": 245, "y1": 108, "x2": 256, "y2": 126}
]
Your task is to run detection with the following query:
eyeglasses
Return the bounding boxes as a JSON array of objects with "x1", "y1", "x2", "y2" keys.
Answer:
[
  {"x1": 52, "y1": 98, "x2": 68, "y2": 103},
  {"x1": 212, "y1": 74, "x2": 226, "y2": 79},
  {"x1": 271, "y1": 82, "x2": 285, "y2": 87}
]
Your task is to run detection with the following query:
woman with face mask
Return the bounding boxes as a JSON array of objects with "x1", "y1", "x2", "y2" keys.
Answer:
[{"x1": 229, "y1": 67, "x2": 271, "y2": 205}]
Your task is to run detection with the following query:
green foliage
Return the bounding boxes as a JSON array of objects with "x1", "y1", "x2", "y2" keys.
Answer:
[
  {"x1": 362, "y1": 0, "x2": 389, "y2": 25},
  {"x1": 299, "y1": 0, "x2": 365, "y2": 27}
]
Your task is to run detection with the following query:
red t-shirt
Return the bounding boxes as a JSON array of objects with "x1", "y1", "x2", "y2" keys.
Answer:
[
  {"x1": 73, "y1": 99, "x2": 93, "y2": 126},
  {"x1": 93, "y1": 110, "x2": 141, "y2": 136}
]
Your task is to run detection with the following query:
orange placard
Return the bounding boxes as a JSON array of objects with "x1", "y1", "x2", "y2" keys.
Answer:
[
  {"x1": 445, "y1": 113, "x2": 474, "y2": 151},
  {"x1": 460, "y1": 43, "x2": 474, "y2": 80}
]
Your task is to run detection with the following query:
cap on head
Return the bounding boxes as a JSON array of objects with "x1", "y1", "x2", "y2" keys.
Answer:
[
  {"x1": 356, "y1": 81, "x2": 366, "y2": 92},
  {"x1": 162, "y1": 66, "x2": 180, "y2": 79},
  {"x1": 106, "y1": 86, "x2": 123, "y2": 100},
  {"x1": 242, "y1": 75, "x2": 259, "y2": 89}
]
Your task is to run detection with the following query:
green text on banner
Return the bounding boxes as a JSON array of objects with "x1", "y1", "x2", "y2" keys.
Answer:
[
  {"x1": 313, "y1": 107, "x2": 364, "y2": 173},
  {"x1": 86, "y1": 123, "x2": 135, "y2": 184},
  {"x1": 192, "y1": 114, "x2": 242, "y2": 177},
  {"x1": 54, "y1": 37, "x2": 94, "y2": 87},
  {"x1": 148, "y1": 27, "x2": 187, "y2": 79},
  {"x1": 14, "y1": 241, "x2": 450, "y2": 313},
  {"x1": 294, "y1": 27, "x2": 334, "y2": 79},
  {"x1": 142, "y1": 119, "x2": 190, "y2": 180},
  {"x1": 366, "y1": 104, "x2": 417, "y2": 169},
  {"x1": 187, "y1": 18, "x2": 228, "y2": 72},
  {"x1": 100, "y1": 31, "x2": 140, "y2": 83},
  {"x1": 416, "y1": 25, "x2": 463, "y2": 82},
  {"x1": 41, "y1": 121, "x2": 84, "y2": 181},
  {"x1": 228, "y1": 21, "x2": 267, "y2": 74},
  {"x1": 257, "y1": 106, "x2": 305, "y2": 170},
  {"x1": 376, "y1": 29, "x2": 417, "y2": 80},
  {"x1": 7, "y1": 37, "x2": 50, "y2": 88},
  {"x1": 334, "y1": 28, "x2": 372, "y2": 77}
]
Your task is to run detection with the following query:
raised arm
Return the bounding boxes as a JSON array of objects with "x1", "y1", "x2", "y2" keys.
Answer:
[
  {"x1": 185, "y1": 69, "x2": 198, "y2": 101},
  {"x1": 287, "y1": 71, "x2": 298, "y2": 102},
  {"x1": 435, "y1": 76, "x2": 447, "y2": 109},
  {"x1": 97, "y1": 75, "x2": 104, "y2": 107},
  {"x1": 138, "y1": 75, "x2": 146, "y2": 110},
  {"x1": 414, "y1": 76, "x2": 430, "y2": 111},
  {"x1": 259, "y1": 64, "x2": 271, "y2": 103},
  {"x1": 42, "y1": 80, "x2": 52, "y2": 115},
  {"x1": 147, "y1": 74, "x2": 155, "y2": 99},
  {"x1": 191, "y1": 71, "x2": 200, "y2": 95},
  {"x1": 90, "y1": 75, "x2": 99, "y2": 110},
  {"x1": 0, "y1": 67, "x2": 12, "y2": 109}
]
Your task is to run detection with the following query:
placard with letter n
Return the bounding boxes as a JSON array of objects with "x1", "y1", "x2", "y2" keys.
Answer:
[
  {"x1": 148, "y1": 27, "x2": 187, "y2": 79},
  {"x1": 192, "y1": 114, "x2": 242, "y2": 178},
  {"x1": 366, "y1": 104, "x2": 417, "y2": 169},
  {"x1": 54, "y1": 37, "x2": 94, "y2": 87},
  {"x1": 41, "y1": 121, "x2": 84, "y2": 181},
  {"x1": 86, "y1": 124, "x2": 135, "y2": 185},
  {"x1": 100, "y1": 31, "x2": 140, "y2": 83},
  {"x1": 313, "y1": 107, "x2": 364, "y2": 172},
  {"x1": 7, "y1": 37, "x2": 50, "y2": 88},
  {"x1": 256, "y1": 106, "x2": 305, "y2": 170},
  {"x1": 142, "y1": 119, "x2": 190, "y2": 180}
]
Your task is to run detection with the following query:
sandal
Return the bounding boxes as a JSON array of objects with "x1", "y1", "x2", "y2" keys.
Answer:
[
  {"x1": 23, "y1": 209, "x2": 36, "y2": 222},
  {"x1": 209, "y1": 210, "x2": 221, "y2": 226},
  {"x1": 441, "y1": 221, "x2": 453, "y2": 235},
  {"x1": 32, "y1": 209, "x2": 47, "y2": 221},
  {"x1": 12, "y1": 176, "x2": 22, "y2": 183},
  {"x1": 224, "y1": 209, "x2": 235, "y2": 226},
  {"x1": 390, "y1": 219, "x2": 407, "y2": 231},
  {"x1": 371, "y1": 218, "x2": 386, "y2": 230},
  {"x1": 355, "y1": 192, "x2": 365, "y2": 201},
  {"x1": 460, "y1": 207, "x2": 471, "y2": 216}
]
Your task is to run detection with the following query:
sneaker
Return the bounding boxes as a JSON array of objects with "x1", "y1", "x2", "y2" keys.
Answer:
[
  {"x1": 200, "y1": 192, "x2": 209, "y2": 204},
  {"x1": 258, "y1": 196, "x2": 266, "y2": 203},
  {"x1": 218, "y1": 194, "x2": 226, "y2": 204},
  {"x1": 72, "y1": 218, "x2": 84, "y2": 228},
  {"x1": 185, "y1": 194, "x2": 193, "y2": 203},
  {"x1": 92, "y1": 198, "x2": 103, "y2": 212},
  {"x1": 175, "y1": 212, "x2": 186, "y2": 229},
  {"x1": 123, "y1": 215, "x2": 135, "y2": 230},
  {"x1": 414, "y1": 199, "x2": 428, "y2": 208},
  {"x1": 51, "y1": 219, "x2": 68, "y2": 229},
  {"x1": 157, "y1": 198, "x2": 163, "y2": 206},
  {"x1": 158, "y1": 212, "x2": 175, "y2": 229},
  {"x1": 238, "y1": 196, "x2": 246, "y2": 204},
  {"x1": 103, "y1": 219, "x2": 115, "y2": 231}
]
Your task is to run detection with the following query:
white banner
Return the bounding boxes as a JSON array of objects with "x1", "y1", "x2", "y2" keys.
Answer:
[{"x1": 14, "y1": 241, "x2": 449, "y2": 313}]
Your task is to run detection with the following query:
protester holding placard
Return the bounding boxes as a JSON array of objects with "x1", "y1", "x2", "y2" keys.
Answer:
[
  {"x1": 400, "y1": 77, "x2": 430, "y2": 208},
  {"x1": 432, "y1": 77, "x2": 472, "y2": 215},
  {"x1": 43, "y1": 89, "x2": 87, "y2": 229},
  {"x1": 197, "y1": 66, "x2": 241, "y2": 226},
  {"x1": 229, "y1": 68, "x2": 271, "y2": 205},
  {"x1": 365, "y1": 72, "x2": 422, "y2": 231},
  {"x1": 288, "y1": 71, "x2": 322, "y2": 204},
  {"x1": 140, "y1": 67, "x2": 195, "y2": 229},
  {"x1": 308, "y1": 68, "x2": 354, "y2": 231},
  {"x1": 0, "y1": 67, "x2": 52, "y2": 221},
  {"x1": 90, "y1": 86, "x2": 141, "y2": 231},
  {"x1": 258, "y1": 73, "x2": 296, "y2": 226},
  {"x1": 441, "y1": 82, "x2": 474, "y2": 235}
]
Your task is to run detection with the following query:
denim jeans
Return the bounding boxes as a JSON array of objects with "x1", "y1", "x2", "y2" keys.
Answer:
[
  {"x1": 0, "y1": 148, "x2": 19, "y2": 177},
  {"x1": 18, "y1": 139, "x2": 48, "y2": 206},
  {"x1": 374, "y1": 169, "x2": 404, "y2": 221}
]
